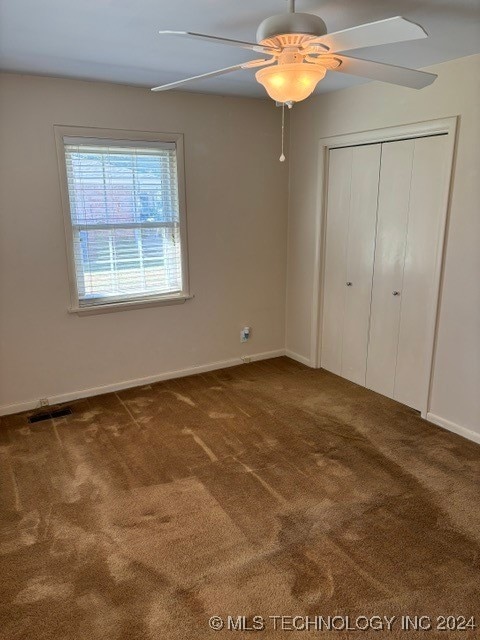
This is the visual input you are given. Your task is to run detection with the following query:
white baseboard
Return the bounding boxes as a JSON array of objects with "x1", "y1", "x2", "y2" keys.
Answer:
[
  {"x1": 426, "y1": 412, "x2": 480, "y2": 445},
  {"x1": 0, "y1": 349, "x2": 286, "y2": 417},
  {"x1": 285, "y1": 349, "x2": 314, "y2": 367}
]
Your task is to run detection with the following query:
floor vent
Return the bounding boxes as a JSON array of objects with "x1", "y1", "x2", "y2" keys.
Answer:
[{"x1": 28, "y1": 407, "x2": 72, "y2": 423}]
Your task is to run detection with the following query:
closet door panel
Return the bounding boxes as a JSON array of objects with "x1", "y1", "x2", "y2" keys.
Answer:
[
  {"x1": 366, "y1": 140, "x2": 414, "y2": 397},
  {"x1": 341, "y1": 144, "x2": 381, "y2": 384},
  {"x1": 321, "y1": 147, "x2": 352, "y2": 375},
  {"x1": 394, "y1": 135, "x2": 449, "y2": 409}
]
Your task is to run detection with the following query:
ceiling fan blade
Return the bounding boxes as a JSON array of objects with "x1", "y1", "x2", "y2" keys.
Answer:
[
  {"x1": 158, "y1": 31, "x2": 280, "y2": 54},
  {"x1": 151, "y1": 65, "x2": 245, "y2": 92},
  {"x1": 151, "y1": 59, "x2": 273, "y2": 92},
  {"x1": 306, "y1": 17, "x2": 428, "y2": 53},
  {"x1": 334, "y1": 55, "x2": 437, "y2": 89}
]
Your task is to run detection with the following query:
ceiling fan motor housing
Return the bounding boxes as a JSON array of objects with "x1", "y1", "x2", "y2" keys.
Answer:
[{"x1": 256, "y1": 13, "x2": 328, "y2": 48}]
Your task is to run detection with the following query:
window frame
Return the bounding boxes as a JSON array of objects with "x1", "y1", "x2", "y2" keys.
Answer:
[{"x1": 54, "y1": 126, "x2": 191, "y2": 315}]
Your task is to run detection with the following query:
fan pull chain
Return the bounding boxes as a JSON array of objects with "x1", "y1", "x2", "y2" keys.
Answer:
[{"x1": 279, "y1": 102, "x2": 286, "y2": 162}]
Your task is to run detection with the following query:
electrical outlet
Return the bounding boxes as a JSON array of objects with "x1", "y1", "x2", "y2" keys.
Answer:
[
  {"x1": 240, "y1": 327, "x2": 251, "y2": 343},
  {"x1": 39, "y1": 398, "x2": 49, "y2": 408},
  {"x1": 241, "y1": 356, "x2": 252, "y2": 364}
]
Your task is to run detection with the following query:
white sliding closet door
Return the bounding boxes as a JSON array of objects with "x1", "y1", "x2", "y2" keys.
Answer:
[
  {"x1": 366, "y1": 135, "x2": 450, "y2": 410},
  {"x1": 322, "y1": 144, "x2": 381, "y2": 384}
]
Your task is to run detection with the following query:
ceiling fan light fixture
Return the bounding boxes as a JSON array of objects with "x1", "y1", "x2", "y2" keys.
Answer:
[
  {"x1": 256, "y1": 63, "x2": 326, "y2": 103},
  {"x1": 153, "y1": 16, "x2": 437, "y2": 98}
]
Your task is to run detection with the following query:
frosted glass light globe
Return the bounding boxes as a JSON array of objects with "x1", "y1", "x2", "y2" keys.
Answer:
[{"x1": 256, "y1": 63, "x2": 326, "y2": 103}]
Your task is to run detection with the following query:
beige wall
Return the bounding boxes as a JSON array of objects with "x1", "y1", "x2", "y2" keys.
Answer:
[
  {"x1": 0, "y1": 74, "x2": 288, "y2": 413},
  {"x1": 286, "y1": 54, "x2": 480, "y2": 439},
  {"x1": 1, "y1": 59, "x2": 479, "y2": 441}
]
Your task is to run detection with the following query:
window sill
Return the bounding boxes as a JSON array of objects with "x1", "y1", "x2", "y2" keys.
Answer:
[{"x1": 68, "y1": 293, "x2": 194, "y2": 316}]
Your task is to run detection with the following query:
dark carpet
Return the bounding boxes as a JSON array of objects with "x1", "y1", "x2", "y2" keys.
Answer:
[{"x1": 0, "y1": 357, "x2": 479, "y2": 639}]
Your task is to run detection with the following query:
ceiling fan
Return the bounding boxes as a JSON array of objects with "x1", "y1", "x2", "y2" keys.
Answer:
[{"x1": 151, "y1": 0, "x2": 437, "y2": 104}]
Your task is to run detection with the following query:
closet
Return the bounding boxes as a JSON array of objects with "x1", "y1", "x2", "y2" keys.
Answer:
[{"x1": 321, "y1": 134, "x2": 450, "y2": 411}]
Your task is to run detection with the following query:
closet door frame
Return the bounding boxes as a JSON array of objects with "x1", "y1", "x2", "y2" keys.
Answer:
[{"x1": 313, "y1": 116, "x2": 458, "y2": 419}]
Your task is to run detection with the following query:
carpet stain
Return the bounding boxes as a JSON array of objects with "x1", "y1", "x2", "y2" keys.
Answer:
[
  {"x1": 208, "y1": 411, "x2": 236, "y2": 419},
  {"x1": 170, "y1": 392, "x2": 196, "y2": 407},
  {"x1": 182, "y1": 428, "x2": 218, "y2": 462},
  {"x1": 14, "y1": 576, "x2": 74, "y2": 604}
]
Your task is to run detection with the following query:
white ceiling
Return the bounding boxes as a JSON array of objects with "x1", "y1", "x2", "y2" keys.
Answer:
[{"x1": 1, "y1": 0, "x2": 479, "y2": 97}]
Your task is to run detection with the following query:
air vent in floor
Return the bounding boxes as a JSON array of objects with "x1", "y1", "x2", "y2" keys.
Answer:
[{"x1": 28, "y1": 407, "x2": 72, "y2": 423}]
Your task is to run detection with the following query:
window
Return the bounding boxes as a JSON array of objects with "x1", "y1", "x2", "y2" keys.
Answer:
[{"x1": 55, "y1": 127, "x2": 189, "y2": 312}]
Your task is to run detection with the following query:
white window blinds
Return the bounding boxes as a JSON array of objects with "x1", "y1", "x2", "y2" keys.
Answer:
[{"x1": 63, "y1": 138, "x2": 185, "y2": 307}]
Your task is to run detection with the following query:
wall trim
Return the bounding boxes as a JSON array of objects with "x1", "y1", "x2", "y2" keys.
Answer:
[
  {"x1": 4, "y1": 348, "x2": 478, "y2": 448},
  {"x1": 427, "y1": 412, "x2": 480, "y2": 446},
  {"x1": 0, "y1": 349, "x2": 286, "y2": 417},
  {"x1": 285, "y1": 349, "x2": 314, "y2": 367}
]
